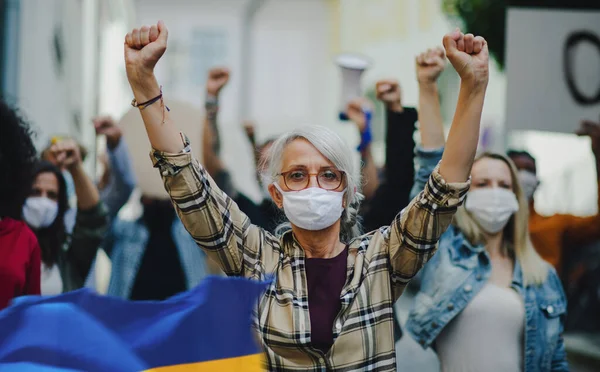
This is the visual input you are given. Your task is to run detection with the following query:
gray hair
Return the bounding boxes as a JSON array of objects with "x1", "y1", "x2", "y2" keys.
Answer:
[{"x1": 262, "y1": 125, "x2": 363, "y2": 242}]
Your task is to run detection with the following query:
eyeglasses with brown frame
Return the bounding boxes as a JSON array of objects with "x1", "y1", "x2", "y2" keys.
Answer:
[{"x1": 278, "y1": 168, "x2": 346, "y2": 191}]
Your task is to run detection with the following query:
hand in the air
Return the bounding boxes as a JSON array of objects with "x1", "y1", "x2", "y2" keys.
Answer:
[
  {"x1": 375, "y1": 79, "x2": 402, "y2": 113},
  {"x1": 416, "y1": 47, "x2": 446, "y2": 85},
  {"x1": 124, "y1": 21, "x2": 168, "y2": 84},
  {"x1": 93, "y1": 116, "x2": 122, "y2": 150},
  {"x1": 207, "y1": 67, "x2": 230, "y2": 97},
  {"x1": 346, "y1": 98, "x2": 372, "y2": 133},
  {"x1": 49, "y1": 139, "x2": 82, "y2": 171},
  {"x1": 443, "y1": 29, "x2": 489, "y2": 87},
  {"x1": 243, "y1": 120, "x2": 256, "y2": 142},
  {"x1": 576, "y1": 119, "x2": 600, "y2": 156}
]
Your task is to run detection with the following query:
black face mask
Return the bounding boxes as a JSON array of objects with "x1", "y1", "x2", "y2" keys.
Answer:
[{"x1": 142, "y1": 197, "x2": 175, "y2": 230}]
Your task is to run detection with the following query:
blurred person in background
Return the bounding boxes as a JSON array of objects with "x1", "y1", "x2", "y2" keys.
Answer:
[
  {"x1": 202, "y1": 67, "x2": 281, "y2": 232},
  {"x1": 103, "y1": 101, "x2": 209, "y2": 301},
  {"x1": 242, "y1": 122, "x2": 281, "y2": 233},
  {"x1": 28, "y1": 140, "x2": 108, "y2": 295},
  {"x1": 93, "y1": 116, "x2": 137, "y2": 221},
  {"x1": 0, "y1": 99, "x2": 41, "y2": 309},
  {"x1": 40, "y1": 137, "x2": 89, "y2": 233},
  {"x1": 124, "y1": 22, "x2": 482, "y2": 369},
  {"x1": 406, "y1": 47, "x2": 568, "y2": 372},
  {"x1": 508, "y1": 119, "x2": 600, "y2": 276}
]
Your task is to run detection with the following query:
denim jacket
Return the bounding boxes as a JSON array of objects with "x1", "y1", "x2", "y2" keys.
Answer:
[
  {"x1": 103, "y1": 215, "x2": 208, "y2": 299},
  {"x1": 405, "y1": 147, "x2": 569, "y2": 372}
]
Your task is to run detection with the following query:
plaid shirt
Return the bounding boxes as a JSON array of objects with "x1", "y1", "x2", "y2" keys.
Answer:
[{"x1": 151, "y1": 141, "x2": 470, "y2": 371}]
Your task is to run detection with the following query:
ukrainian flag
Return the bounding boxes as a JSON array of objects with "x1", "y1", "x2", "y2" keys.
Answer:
[{"x1": 0, "y1": 277, "x2": 266, "y2": 371}]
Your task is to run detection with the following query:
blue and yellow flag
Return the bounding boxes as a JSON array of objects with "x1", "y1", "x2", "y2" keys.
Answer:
[{"x1": 0, "y1": 277, "x2": 266, "y2": 371}]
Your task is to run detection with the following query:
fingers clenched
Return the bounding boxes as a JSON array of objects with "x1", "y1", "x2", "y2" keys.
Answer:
[
  {"x1": 132, "y1": 28, "x2": 142, "y2": 49},
  {"x1": 149, "y1": 25, "x2": 159, "y2": 43},
  {"x1": 140, "y1": 26, "x2": 150, "y2": 46},
  {"x1": 464, "y1": 34, "x2": 474, "y2": 54}
]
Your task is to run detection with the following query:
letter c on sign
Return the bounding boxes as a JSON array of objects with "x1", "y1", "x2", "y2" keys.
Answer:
[{"x1": 564, "y1": 31, "x2": 600, "y2": 105}]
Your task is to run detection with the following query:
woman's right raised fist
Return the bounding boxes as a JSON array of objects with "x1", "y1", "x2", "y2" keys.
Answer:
[{"x1": 124, "y1": 21, "x2": 168, "y2": 84}]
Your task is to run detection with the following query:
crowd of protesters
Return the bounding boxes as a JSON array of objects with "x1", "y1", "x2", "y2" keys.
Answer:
[{"x1": 1, "y1": 19, "x2": 600, "y2": 371}]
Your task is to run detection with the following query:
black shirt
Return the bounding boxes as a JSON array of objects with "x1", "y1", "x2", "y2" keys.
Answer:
[{"x1": 130, "y1": 199, "x2": 187, "y2": 301}]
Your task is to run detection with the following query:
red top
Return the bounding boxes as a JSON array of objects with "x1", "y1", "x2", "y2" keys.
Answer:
[{"x1": 0, "y1": 218, "x2": 41, "y2": 310}]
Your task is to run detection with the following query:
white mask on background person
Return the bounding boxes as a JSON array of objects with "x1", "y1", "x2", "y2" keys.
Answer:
[
  {"x1": 465, "y1": 188, "x2": 519, "y2": 234},
  {"x1": 517, "y1": 170, "x2": 539, "y2": 201},
  {"x1": 274, "y1": 183, "x2": 345, "y2": 231},
  {"x1": 22, "y1": 196, "x2": 59, "y2": 229}
]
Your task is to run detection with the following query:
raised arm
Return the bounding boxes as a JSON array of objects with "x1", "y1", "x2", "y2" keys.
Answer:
[
  {"x1": 438, "y1": 30, "x2": 489, "y2": 182},
  {"x1": 409, "y1": 47, "x2": 448, "y2": 199},
  {"x1": 50, "y1": 139, "x2": 108, "y2": 282},
  {"x1": 382, "y1": 31, "x2": 488, "y2": 299},
  {"x1": 202, "y1": 67, "x2": 229, "y2": 177},
  {"x1": 562, "y1": 120, "x2": 600, "y2": 246},
  {"x1": 123, "y1": 22, "x2": 279, "y2": 278},
  {"x1": 362, "y1": 80, "x2": 418, "y2": 232},
  {"x1": 417, "y1": 47, "x2": 446, "y2": 150},
  {"x1": 346, "y1": 98, "x2": 379, "y2": 200},
  {"x1": 94, "y1": 116, "x2": 136, "y2": 221}
]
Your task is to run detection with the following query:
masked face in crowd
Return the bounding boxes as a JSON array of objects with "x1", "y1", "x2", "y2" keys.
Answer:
[
  {"x1": 509, "y1": 154, "x2": 539, "y2": 201},
  {"x1": 23, "y1": 172, "x2": 60, "y2": 229},
  {"x1": 269, "y1": 139, "x2": 346, "y2": 231},
  {"x1": 465, "y1": 157, "x2": 519, "y2": 234}
]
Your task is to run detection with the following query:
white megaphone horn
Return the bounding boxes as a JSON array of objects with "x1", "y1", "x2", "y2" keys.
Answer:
[{"x1": 335, "y1": 53, "x2": 372, "y2": 121}]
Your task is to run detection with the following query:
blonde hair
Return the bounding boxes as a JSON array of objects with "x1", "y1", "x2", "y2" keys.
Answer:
[{"x1": 454, "y1": 152, "x2": 548, "y2": 286}]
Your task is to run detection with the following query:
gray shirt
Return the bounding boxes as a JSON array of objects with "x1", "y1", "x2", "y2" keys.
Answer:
[{"x1": 436, "y1": 283, "x2": 525, "y2": 372}]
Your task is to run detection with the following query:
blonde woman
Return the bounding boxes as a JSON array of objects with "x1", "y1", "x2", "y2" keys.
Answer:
[{"x1": 405, "y1": 49, "x2": 568, "y2": 371}]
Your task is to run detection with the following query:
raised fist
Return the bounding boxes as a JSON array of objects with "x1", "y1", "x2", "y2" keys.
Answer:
[
  {"x1": 206, "y1": 67, "x2": 230, "y2": 97},
  {"x1": 49, "y1": 139, "x2": 82, "y2": 171},
  {"x1": 242, "y1": 120, "x2": 256, "y2": 141},
  {"x1": 443, "y1": 29, "x2": 488, "y2": 87},
  {"x1": 375, "y1": 79, "x2": 402, "y2": 113},
  {"x1": 93, "y1": 116, "x2": 122, "y2": 150},
  {"x1": 416, "y1": 47, "x2": 446, "y2": 85},
  {"x1": 576, "y1": 119, "x2": 600, "y2": 155},
  {"x1": 346, "y1": 98, "x2": 372, "y2": 133},
  {"x1": 124, "y1": 21, "x2": 168, "y2": 84}
]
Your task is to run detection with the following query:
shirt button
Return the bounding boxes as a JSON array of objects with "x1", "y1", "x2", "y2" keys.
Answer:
[
  {"x1": 336, "y1": 322, "x2": 342, "y2": 331},
  {"x1": 475, "y1": 274, "x2": 482, "y2": 281},
  {"x1": 464, "y1": 284, "x2": 473, "y2": 293},
  {"x1": 431, "y1": 321, "x2": 438, "y2": 329},
  {"x1": 447, "y1": 303, "x2": 455, "y2": 311},
  {"x1": 318, "y1": 357, "x2": 325, "y2": 364},
  {"x1": 547, "y1": 305, "x2": 554, "y2": 314}
]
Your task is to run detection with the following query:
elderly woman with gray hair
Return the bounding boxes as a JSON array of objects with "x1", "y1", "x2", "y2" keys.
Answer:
[{"x1": 124, "y1": 20, "x2": 489, "y2": 371}]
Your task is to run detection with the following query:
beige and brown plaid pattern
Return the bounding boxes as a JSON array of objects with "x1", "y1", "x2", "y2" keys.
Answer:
[{"x1": 150, "y1": 141, "x2": 469, "y2": 371}]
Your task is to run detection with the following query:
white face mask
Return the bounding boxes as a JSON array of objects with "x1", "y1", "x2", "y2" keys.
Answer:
[
  {"x1": 465, "y1": 188, "x2": 519, "y2": 234},
  {"x1": 274, "y1": 183, "x2": 345, "y2": 231},
  {"x1": 23, "y1": 196, "x2": 59, "y2": 229},
  {"x1": 517, "y1": 170, "x2": 539, "y2": 201}
]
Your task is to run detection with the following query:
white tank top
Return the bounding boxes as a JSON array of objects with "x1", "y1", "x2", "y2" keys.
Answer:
[
  {"x1": 41, "y1": 262, "x2": 63, "y2": 296},
  {"x1": 436, "y1": 283, "x2": 525, "y2": 372}
]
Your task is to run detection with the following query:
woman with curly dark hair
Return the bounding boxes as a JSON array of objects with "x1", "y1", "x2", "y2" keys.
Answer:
[{"x1": 0, "y1": 99, "x2": 41, "y2": 310}]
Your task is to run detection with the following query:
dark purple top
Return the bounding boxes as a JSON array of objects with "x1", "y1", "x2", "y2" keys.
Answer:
[{"x1": 305, "y1": 246, "x2": 348, "y2": 354}]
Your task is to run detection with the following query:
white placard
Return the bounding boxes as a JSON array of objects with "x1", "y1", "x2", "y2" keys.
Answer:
[{"x1": 506, "y1": 8, "x2": 600, "y2": 134}]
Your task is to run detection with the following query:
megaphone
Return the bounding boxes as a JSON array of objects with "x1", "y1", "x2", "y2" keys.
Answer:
[{"x1": 335, "y1": 53, "x2": 371, "y2": 121}]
